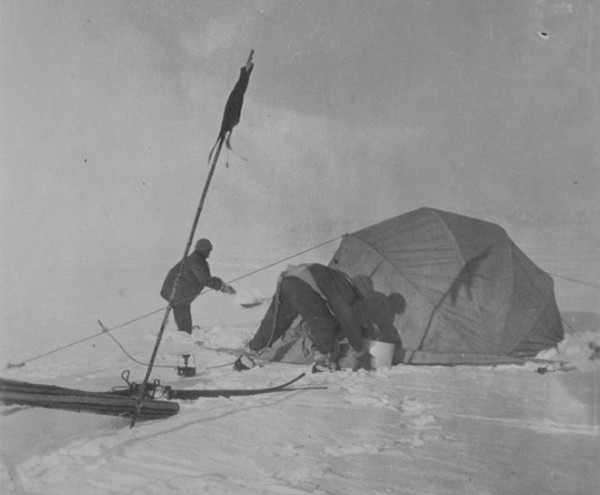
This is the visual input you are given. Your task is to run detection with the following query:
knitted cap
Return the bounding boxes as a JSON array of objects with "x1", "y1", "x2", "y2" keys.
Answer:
[
  {"x1": 388, "y1": 293, "x2": 406, "y2": 315},
  {"x1": 195, "y1": 238, "x2": 213, "y2": 252}
]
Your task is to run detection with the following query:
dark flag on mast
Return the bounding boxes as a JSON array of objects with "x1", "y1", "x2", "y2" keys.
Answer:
[
  {"x1": 208, "y1": 50, "x2": 255, "y2": 165},
  {"x1": 131, "y1": 50, "x2": 256, "y2": 428}
]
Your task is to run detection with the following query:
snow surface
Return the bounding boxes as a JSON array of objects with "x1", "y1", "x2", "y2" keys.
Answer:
[
  {"x1": 2, "y1": 3, "x2": 598, "y2": 492},
  {"x1": 1, "y1": 308, "x2": 599, "y2": 495}
]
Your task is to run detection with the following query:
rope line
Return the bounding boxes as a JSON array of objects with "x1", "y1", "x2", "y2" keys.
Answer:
[
  {"x1": 226, "y1": 235, "x2": 343, "y2": 285},
  {"x1": 98, "y1": 320, "x2": 174, "y2": 369},
  {"x1": 547, "y1": 272, "x2": 600, "y2": 290},
  {"x1": 560, "y1": 316, "x2": 580, "y2": 336},
  {"x1": 7, "y1": 332, "x2": 104, "y2": 367}
]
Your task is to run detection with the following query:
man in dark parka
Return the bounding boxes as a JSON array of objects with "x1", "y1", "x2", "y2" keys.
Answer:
[
  {"x1": 161, "y1": 238, "x2": 235, "y2": 335},
  {"x1": 247, "y1": 263, "x2": 369, "y2": 369}
]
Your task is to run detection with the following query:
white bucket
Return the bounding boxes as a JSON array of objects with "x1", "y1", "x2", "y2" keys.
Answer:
[{"x1": 364, "y1": 339, "x2": 395, "y2": 369}]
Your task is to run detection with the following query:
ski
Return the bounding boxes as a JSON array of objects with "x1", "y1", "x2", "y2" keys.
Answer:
[{"x1": 112, "y1": 372, "x2": 307, "y2": 400}]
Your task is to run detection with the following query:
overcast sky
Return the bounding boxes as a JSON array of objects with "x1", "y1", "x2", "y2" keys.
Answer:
[{"x1": 1, "y1": 1, "x2": 598, "y2": 333}]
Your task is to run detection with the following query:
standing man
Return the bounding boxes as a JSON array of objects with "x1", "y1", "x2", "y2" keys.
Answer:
[{"x1": 161, "y1": 238, "x2": 235, "y2": 338}]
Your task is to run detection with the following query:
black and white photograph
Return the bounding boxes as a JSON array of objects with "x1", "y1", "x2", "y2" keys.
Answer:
[{"x1": 1, "y1": 1, "x2": 598, "y2": 494}]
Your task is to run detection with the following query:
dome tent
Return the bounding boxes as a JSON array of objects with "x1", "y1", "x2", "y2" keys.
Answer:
[{"x1": 329, "y1": 207, "x2": 563, "y2": 365}]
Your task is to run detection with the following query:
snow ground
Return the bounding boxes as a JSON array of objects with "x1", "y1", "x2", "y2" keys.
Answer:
[{"x1": 1, "y1": 313, "x2": 599, "y2": 495}]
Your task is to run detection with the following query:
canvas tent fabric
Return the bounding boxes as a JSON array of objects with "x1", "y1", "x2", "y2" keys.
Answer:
[{"x1": 329, "y1": 207, "x2": 564, "y2": 365}]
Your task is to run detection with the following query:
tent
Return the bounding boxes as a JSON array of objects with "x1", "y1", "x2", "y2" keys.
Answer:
[{"x1": 329, "y1": 207, "x2": 564, "y2": 365}]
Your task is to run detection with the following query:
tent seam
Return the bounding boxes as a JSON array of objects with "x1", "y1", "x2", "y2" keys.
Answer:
[
  {"x1": 348, "y1": 234, "x2": 444, "y2": 323},
  {"x1": 506, "y1": 247, "x2": 561, "y2": 354}
]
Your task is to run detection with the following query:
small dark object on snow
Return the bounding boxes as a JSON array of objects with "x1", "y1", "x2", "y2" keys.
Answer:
[
  {"x1": 234, "y1": 353, "x2": 256, "y2": 371},
  {"x1": 177, "y1": 354, "x2": 197, "y2": 377}
]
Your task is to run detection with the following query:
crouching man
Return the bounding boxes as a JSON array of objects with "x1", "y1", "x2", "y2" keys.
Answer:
[{"x1": 242, "y1": 263, "x2": 371, "y2": 372}]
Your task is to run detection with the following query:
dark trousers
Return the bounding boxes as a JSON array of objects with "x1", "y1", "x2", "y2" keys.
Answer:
[
  {"x1": 172, "y1": 303, "x2": 193, "y2": 334},
  {"x1": 248, "y1": 277, "x2": 339, "y2": 354}
]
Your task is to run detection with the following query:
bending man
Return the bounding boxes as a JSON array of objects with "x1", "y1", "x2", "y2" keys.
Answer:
[{"x1": 247, "y1": 263, "x2": 369, "y2": 371}]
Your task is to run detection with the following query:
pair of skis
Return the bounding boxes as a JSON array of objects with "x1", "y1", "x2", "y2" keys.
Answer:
[{"x1": 0, "y1": 373, "x2": 312, "y2": 421}]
